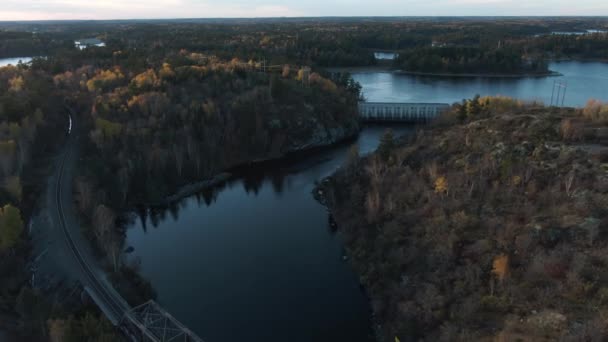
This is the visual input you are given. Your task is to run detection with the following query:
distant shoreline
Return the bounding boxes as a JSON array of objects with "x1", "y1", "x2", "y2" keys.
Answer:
[
  {"x1": 395, "y1": 70, "x2": 563, "y2": 78},
  {"x1": 325, "y1": 65, "x2": 563, "y2": 78}
]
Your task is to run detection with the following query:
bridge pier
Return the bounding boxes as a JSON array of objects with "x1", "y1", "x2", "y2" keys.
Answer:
[{"x1": 358, "y1": 102, "x2": 450, "y2": 122}]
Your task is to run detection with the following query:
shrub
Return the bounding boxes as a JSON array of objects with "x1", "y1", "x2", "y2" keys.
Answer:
[{"x1": 582, "y1": 99, "x2": 608, "y2": 123}]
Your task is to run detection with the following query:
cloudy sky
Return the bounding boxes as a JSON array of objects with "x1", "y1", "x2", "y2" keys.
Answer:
[{"x1": 1, "y1": 0, "x2": 607, "y2": 20}]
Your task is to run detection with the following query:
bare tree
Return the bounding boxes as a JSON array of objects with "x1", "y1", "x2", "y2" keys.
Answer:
[{"x1": 93, "y1": 205, "x2": 115, "y2": 243}]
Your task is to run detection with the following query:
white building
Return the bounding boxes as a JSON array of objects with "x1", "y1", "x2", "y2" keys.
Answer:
[{"x1": 75, "y1": 38, "x2": 106, "y2": 50}]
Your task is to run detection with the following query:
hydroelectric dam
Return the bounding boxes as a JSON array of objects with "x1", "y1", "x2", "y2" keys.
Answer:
[{"x1": 358, "y1": 102, "x2": 450, "y2": 122}]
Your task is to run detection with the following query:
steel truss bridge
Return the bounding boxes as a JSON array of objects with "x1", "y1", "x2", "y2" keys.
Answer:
[{"x1": 121, "y1": 301, "x2": 203, "y2": 342}]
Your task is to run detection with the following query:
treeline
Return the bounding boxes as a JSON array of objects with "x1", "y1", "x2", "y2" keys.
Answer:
[
  {"x1": 523, "y1": 32, "x2": 608, "y2": 60},
  {"x1": 395, "y1": 46, "x2": 549, "y2": 74},
  {"x1": 0, "y1": 63, "x2": 81, "y2": 338},
  {"x1": 321, "y1": 96, "x2": 608, "y2": 340},
  {"x1": 2, "y1": 18, "x2": 608, "y2": 69},
  {"x1": 0, "y1": 31, "x2": 75, "y2": 59}
]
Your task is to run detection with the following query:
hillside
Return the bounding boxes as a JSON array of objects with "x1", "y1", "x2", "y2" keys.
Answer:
[{"x1": 320, "y1": 97, "x2": 608, "y2": 341}]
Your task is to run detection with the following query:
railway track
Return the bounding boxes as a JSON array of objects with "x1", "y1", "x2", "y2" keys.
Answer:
[{"x1": 55, "y1": 114, "x2": 127, "y2": 323}]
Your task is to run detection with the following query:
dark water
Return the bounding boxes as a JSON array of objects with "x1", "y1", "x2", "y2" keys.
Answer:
[
  {"x1": 353, "y1": 61, "x2": 608, "y2": 107},
  {"x1": 126, "y1": 126, "x2": 414, "y2": 342},
  {"x1": 126, "y1": 60, "x2": 608, "y2": 341}
]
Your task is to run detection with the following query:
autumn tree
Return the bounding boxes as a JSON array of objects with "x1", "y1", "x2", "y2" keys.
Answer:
[
  {"x1": 434, "y1": 176, "x2": 448, "y2": 195},
  {"x1": 8, "y1": 75, "x2": 25, "y2": 92},
  {"x1": 492, "y1": 254, "x2": 510, "y2": 283}
]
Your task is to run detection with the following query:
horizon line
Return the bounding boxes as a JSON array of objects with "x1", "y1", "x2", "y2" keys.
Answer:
[{"x1": 2, "y1": 15, "x2": 608, "y2": 23}]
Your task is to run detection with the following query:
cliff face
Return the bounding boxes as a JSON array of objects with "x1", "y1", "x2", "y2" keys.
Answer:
[{"x1": 320, "y1": 102, "x2": 608, "y2": 341}]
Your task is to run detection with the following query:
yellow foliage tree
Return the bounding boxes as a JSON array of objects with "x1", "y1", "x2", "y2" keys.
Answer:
[
  {"x1": 511, "y1": 175, "x2": 522, "y2": 186},
  {"x1": 159, "y1": 63, "x2": 175, "y2": 80},
  {"x1": 131, "y1": 69, "x2": 160, "y2": 90},
  {"x1": 8, "y1": 76, "x2": 25, "y2": 92},
  {"x1": 434, "y1": 176, "x2": 448, "y2": 195},
  {"x1": 492, "y1": 254, "x2": 509, "y2": 282}
]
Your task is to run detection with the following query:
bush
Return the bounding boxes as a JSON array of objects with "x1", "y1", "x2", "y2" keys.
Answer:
[{"x1": 582, "y1": 99, "x2": 608, "y2": 123}]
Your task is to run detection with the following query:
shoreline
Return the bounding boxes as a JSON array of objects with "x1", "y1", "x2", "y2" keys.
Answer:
[
  {"x1": 395, "y1": 69, "x2": 563, "y2": 78},
  {"x1": 551, "y1": 57, "x2": 608, "y2": 63},
  {"x1": 325, "y1": 65, "x2": 563, "y2": 78},
  {"x1": 144, "y1": 126, "x2": 361, "y2": 208}
]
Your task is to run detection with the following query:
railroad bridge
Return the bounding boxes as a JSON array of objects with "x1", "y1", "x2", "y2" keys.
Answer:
[{"x1": 358, "y1": 102, "x2": 450, "y2": 122}]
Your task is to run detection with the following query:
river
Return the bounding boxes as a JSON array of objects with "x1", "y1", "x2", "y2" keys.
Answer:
[{"x1": 126, "y1": 60, "x2": 608, "y2": 341}]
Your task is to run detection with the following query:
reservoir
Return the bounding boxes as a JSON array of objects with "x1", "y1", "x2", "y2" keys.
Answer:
[
  {"x1": 353, "y1": 61, "x2": 608, "y2": 107},
  {"x1": 126, "y1": 60, "x2": 608, "y2": 341}
]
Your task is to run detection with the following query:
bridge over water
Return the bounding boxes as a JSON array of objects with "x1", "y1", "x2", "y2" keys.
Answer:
[{"x1": 358, "y1": 102, "x2": 450, "y2": 122}]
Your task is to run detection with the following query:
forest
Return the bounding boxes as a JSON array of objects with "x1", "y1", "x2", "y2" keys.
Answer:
[
  {"x1": 2, "y1": 17, "x2": 608, "y2": 68},
  {"x1": 0, "y1": 20, "x2": 363, "y2": 340},
  {"x1": 395, "y1": 46, "x2": 549, "y2": 75},
  {"x1": 320, "y1": 97, "x2": 608, "y2": 341},
  {"x1": 0, "y1": 16, "x2": 608, "y2": 340}
]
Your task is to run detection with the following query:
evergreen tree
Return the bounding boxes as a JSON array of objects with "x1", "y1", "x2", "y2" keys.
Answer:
[
  {"x1": 0, "y1": 204, "x2": 23, "y2": 251},
  {"x1": 378, "y1": 129, "x2": 395, "y2": 162}
]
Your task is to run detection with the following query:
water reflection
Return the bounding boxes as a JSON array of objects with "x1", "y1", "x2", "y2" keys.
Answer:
[
  {"x1": 125, "y1": 125, "x2": 413, "y2": 342},
  {"x1": 353, "y1": 61, "x2": 608, "y2": 106}
]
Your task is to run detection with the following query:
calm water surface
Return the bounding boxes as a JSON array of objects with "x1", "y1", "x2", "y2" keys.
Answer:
[
  {"x1": 126, "y1": 60, "x2": 608, "y2": 341},
  {"x1": 127, "y1": 126, "x2": 413, "y2": 342},
  {"x1": 353, "y1": 61, "x2": 608, "y2": 107}
]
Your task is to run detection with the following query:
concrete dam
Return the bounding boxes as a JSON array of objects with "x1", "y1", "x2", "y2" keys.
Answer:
[{"x1": 358, "y1": 102, "x2": 450, "y2": 122}]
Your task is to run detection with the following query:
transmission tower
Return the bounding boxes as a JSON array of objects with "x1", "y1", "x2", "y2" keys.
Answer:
[{"x1": 550, "y1": 80, "x2": 567, "y2": 107}]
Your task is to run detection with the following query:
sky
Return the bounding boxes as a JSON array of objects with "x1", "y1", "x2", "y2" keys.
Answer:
[{"x1": 0, "y1": 0, "x2": 607, "y2": 21}]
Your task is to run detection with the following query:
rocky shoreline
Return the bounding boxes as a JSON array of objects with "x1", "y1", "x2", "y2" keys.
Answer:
[{"x1": 146, "y1": 120, "x2": 361, "y2": 207}]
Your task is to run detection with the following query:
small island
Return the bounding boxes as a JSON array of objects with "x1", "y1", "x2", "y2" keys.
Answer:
[{"x1": 395, "y1": 46, "x2": 557, "y2": 77}]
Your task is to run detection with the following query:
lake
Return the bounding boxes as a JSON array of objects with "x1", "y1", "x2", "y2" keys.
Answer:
[
  {"x1": 126, "y1": 60, "x2": 608, "y2": 341},
  {"x1": 352, "y1": 61, "x2": 608, "y2": 107},
  {"x1": 0, "y1": 57, "x2": 33, "y2": 67}
]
